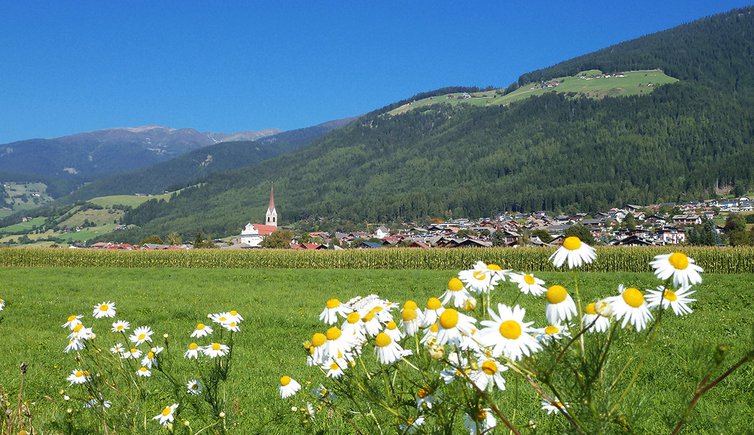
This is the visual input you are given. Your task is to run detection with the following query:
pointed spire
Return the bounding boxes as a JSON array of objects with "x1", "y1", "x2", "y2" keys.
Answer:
[{"x1": 268, "y1": 184, "x2": 275, "y2": 211}]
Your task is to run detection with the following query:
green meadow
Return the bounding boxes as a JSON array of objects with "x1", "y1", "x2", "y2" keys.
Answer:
[{"x1": 0, "y1": 266, "x2": 751, "y2": 433}]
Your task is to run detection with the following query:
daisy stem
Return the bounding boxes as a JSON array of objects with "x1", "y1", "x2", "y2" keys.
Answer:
[{"x1": 571, "y1": 270, "x2": 585, "y2": 359}]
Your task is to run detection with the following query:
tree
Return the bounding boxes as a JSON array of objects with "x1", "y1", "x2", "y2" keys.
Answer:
[
  {"x1": 530, "y1": 229, "x2": 553, "y2": 243},
  {"x1": 688, "y1": 219, "x2": 717, "y2": 246},
  {"x1": 261, "y1": 230, "x2": 294, "y2": 249},
  {"x1": 193, "y1": 233, "x2": 216, "y2": 249},
  {"x1": 167, "y1": 232, "x2": 182, "y2": 246},
  {"x1": 724, "y1": 214, "x2": 750, "y2": 246},
  {"x1": 624, "y1": 213, "x2": 636, "y2": 231},
  {"x1": 564, "y1": 224, "x2": 595, "y2": 245},
  {"x1": 140, "y1": 235, "x2": 164, "y2": 245}
]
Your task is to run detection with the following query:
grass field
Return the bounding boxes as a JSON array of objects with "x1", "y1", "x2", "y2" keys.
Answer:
[
  {"x1": 88, "y1": 193, "x2": 173, "y2": 209},
  {"x1": 0, "y1": 266, "x2": 751, "y2": 433},
  {"x1": 388, "y1": 69, "x2": 679, "y2": 116}
]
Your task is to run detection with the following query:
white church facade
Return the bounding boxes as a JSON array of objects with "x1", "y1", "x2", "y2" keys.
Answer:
[{"x1": 240, "y1": 187, "x2": 278, "y2": 248}]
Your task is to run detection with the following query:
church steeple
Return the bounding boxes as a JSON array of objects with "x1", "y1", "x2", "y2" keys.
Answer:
[{"x1": 265, "y1": 185, "x2": 277, "y2": 227}]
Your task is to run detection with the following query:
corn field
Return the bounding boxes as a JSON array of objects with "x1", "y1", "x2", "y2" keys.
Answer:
[{"x1": 0, "y1": 247, "x2": 751, "y2": 272}]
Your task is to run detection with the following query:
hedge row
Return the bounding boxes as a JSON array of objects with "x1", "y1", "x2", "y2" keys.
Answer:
[{"x1": 0, "y1": 247, "x2": 751, "y2": 273}]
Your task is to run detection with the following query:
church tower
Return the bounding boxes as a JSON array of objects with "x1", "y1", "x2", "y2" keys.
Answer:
[{"x1": 265, "y1": 185, "x2": 277, "y2": 227}]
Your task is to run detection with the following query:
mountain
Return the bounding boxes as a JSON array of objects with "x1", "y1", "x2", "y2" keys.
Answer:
[
  {"x1": 65, "y1": 117, "x2": 357, "y2": 200},
  {"x1": 94, "y1": 7, "x2": 754, "y2": 241},
  {"x1": 0, "y1": 125, "x2": 280, "y2": 187}
]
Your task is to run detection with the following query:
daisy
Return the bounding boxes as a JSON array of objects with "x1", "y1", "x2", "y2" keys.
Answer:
[
  {"x1": 582, "y1": 303, "x2": 611, "y2": 333},
  {"x1": 441, "y1": 277, "x2": 472, "y2": 308},
  {"x1": 545, "y1": 285, "x2": 577, "y2": 325},
  {"x1": 384, "y1": 321, "x2": 404, "y2": 342},
  {"x1": 360, "y1": 309, "x2": 382, "y2": 337},
  {"x1": 341, "y1": 311, "x2": 366, "y2": 343},
  {"x1": 222, "y1": 320, "x2": 240, "y2": 332},
  {"x1": 110, "y1": 343, "x2": 125, "y2": 355},
  {"x1": 67, "y1": 369, "x2": 90, "y2": 385},
  {"x1": 325, "y1": 360, "x2": 345, "y2": 379},
  {"x1": 646, "y1": 285, "x2": 696, "y2": 316},
  {"x1": 509, "y1": 272, "x2": 547, "y2": 296},
  {"x1": 458, "y1": 261, "x2": 497, "y2": 294},
  {"x1": 549, "y1": 236, "x2": 596, "y2": 269},
  {"x1": 63, "y1": 314, "x2": 82, "y2": 329},
  {"x1": 136, "y1": 366, "x2": 151, "y2": 377},
  {"x1": 420, "y1": 322, "x2": 439, "y2": 347},
  {"x1": 65, "y1": 339, "x2": 85, "y2": 353},
  {"x1": 69, "y1": 324, "x2": 94, "y2": 341},
  {"x1": 319, "y1": 298, "x2": 350, "y2": 325},
  {"x1": 470, "y1": 355, "x2": 507, "y2": 392},
  {"x1": 486, "y1": 263, "x2": 509, "y2": 282},
  {"x1": 208, "y1": 312, "x2": 230, "y2": 325},
  {"x1": 225, "y1": 310, "x2": 244, "y2": 323},
  {"x1": 202, "y1": 342, "x2": 229, "y2": 358},
  {"x1": 607, "y1": 285, "x2": 653, "y2": 331},
  {"x1": 0, "y1": 297, "x2": 4, "y2": 311},
  {"x1": 93, "y1": 301, "x2": 116, "y2": 319},
  {"x1": 279, "y1": 375, "x2": 301, "y2": 398},
  {"x1": 541, "y1": 398, "x2": 569, "y2": 415},
  {"x1": 187, "y1": 379, "x2": 202, "y2": 395},
  {"x1": 400, "y1": 307, "x2": 421, "y2": 337},
  {"x1": 440, "y1": 353, "x2": 469, "y2": 383},
  {"x1": 416, "y1": 386, "x2": 438, "y2": 410},
  {"x1": 422, "y1": 297, "x2": 445, "y2": 327},
  {"x1": 464, "y1": 408, "x2": 497, "y2": 435},
  {"x1": 111, "y1": 320, "x2": 130, "y2": 333},
  {"x1": 649, "y1": 252, "x2": 703, "y2": 288},
  {"x1": 399, "y1": 416, "x2": 425, "y2": 434},
  {"x1": 153, "y1": 404, "x2": 178, "y2": 426},
  {"x1": 404, "y1": 300, "x2": 419, "y2": 310},
  {"x1": 436, "y1": 308, "x2": 477, "y2": 347},
  {"x1": 325, "y1": 326, "x2": 353, "y2": 359},
  {"x1": 374, "y1": 332, "x2": 405, "y2": 365},
  {"x1": 480, "y1": 304, "x2": 541, "y2": 361},
  {"x1": 184, "y1": 342, "x2": 200, "y2": 359},
  {"x1": 141, "y1": 350, "x2": 158, "y2": 368},
  {"x1": 191, "y1": 323, "x2": 213, "y2": 338},
  {"x1": 125, "y1": 347, "x2": 142, "y2": 359},
  {"x1": 129, "y1": 326, "x2": 153, "y2": 346},
  {"x1": 536, "y1": 323, "x2": 571, "y2": 344},
  {"x1": 308, "y1": 333, "x2": 328, "y2": 366}
]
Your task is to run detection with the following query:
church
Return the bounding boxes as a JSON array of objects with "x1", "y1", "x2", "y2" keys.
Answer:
[{"x1": 239, "y1": 186, "x2": 278, "y2": 248}]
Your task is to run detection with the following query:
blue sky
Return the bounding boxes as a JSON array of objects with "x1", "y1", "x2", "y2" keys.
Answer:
[{"x1": 1, "y1": 0, "x2": 751, "y2": 143}]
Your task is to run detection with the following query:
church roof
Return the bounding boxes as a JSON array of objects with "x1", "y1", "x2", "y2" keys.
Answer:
[{"x1": 268, "y1": 186, "x2": 275, "y2": 211}]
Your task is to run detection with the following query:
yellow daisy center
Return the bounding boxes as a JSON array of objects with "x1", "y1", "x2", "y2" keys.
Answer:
[
  {"x1": 426, "y1": 297, "x2": 442, "y2": 310},
  {"x1": 116, "y1": 325, "x2": 124, "y2": 331},
  {"x1": 311, "y1": 333, "x2": 327, "y2": 347},
  {"x1": 523, "y1": 274, "x2": 536, "y2": 285},
  {"x1": 280, "y1": 375, "x2": 291, "y2": 386},
  {"x1": 418, "y1": 387, "x2": 430, "y2": 398},
  {"x1": 544, "y1": 325, "x2": 559, "y2": 335},
  {"x1": 362, "y1": 310, "x2": 376, "y2": 322},
  {"x1": 67, "y1": 315, "x2": 77, "y2": 322},
  {"x1": 404, "y1": 300, "x2": 418, "y2": 310},
  {"x1": 448, "y1": 277, "x2": 464, "y2": 292},
  {"x1": 487, "y1": 263, "x2": 502, "y2": 270},
  {"x1": 375, "y1": 332, "x2": 392, "y2": 347},
  {"x1": 473, "y1": 271, "x2": 487, "y2": 281},
  {"x1": 668, "y1": 252, "x2": 689, "y2": 270},
  {"x1": 475, "y1": 409, "x2": 487, "y2": 421},
  {"x1": 563, "y1": 236, "x2": 582, "y2": 251},
  {"x1": 430, "y1": 323, "x2": 439, "y2": 333},
  {"x1": 139, "y1": 367, "x2": 148, "y2": 372},
  {"x1": 99, "y1": 304, "x2": 109, "y2": 311},
  {"x1": 386, "y1": 321, "x2": 397, "y2": 330},
  {"x1": 196, "y1": 323, "x2": 205, "y2": 330},
  {"x1": 546, "y1": 285, "x2": 568, "y2": 304},
  {"x1": 138, "y1": 333, "x2": 146, "y2": 340},
  {"x1": 75, "y1": 370, "x2": 84, "y2": 377},
  {"x1": 585, "y1": 303, "x2": 597, "y2": 315},
  {"x1": 211, "y1": 343, "x2": 221, "y2": 351},
  {"x1": 402, "y1": 308, "x2": 417, "y2": 321},
  {"x1": 439, "y1": 309, "x2": 459, "y2": 329},
  {"x1": 325, "y1": 298, "x2": 341, "y2": 309},
  {"x1": 499, "y1": 320, "x2": 522, "y2": 339},
  {"x1": 329, "y1": 362, "x2": 339, "y2": 370},
  {"x1": 230, "y1": 310, "x2": 238, "y2": 316},
  {"x1": 161, "y1": 406, "x2": 172, "y2": 416},
  {"x1": 622, "y1": 288, "x2": 645, "y2": 308},
  {"x1": 326, "y1": 327, "x2": 342, "y2": 341},
  {"x1": 130, "y1": 348, "x2": 138, "y2": 354},
  {"x1": 188, "y1": 342, "x2": 198, "y2": 350},
  {"x1": 663, "y1": 289, "x2": 678, "y2": 302},
  {"x1": 481, "y1": 359, "x2": 498, "y2": 375},
  {"x1": 218, "y1": 316, "x2": 227, "y2": 322},
  {"x1": 147, "y1": 351, "x2": 154, "y2": 359},
  {"x1": 73, "y1": 324, "x2": 84, "y2": 332},
  {"x1": 346, "y1": 312, "x2": 360, "y2": 324}
]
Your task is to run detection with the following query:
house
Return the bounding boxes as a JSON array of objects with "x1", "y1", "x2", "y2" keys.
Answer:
[
  {"x1": 240, "y1": 187, "x2": 278, "y2": 248},
  {"x1": 671, "y1": 214, "x2": 702, "y2": 226},
  {"x1": 658, "y1": 227, "x2": 686, "y2": 245},
  {"x1": 373, "y1": 226, "x2": 390, "y2": 239},
  {"x1": 356, "y1": 241, "x2": 384, "y2": 249}
]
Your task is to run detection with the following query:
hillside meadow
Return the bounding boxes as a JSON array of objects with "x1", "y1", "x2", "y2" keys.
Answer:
[{"x1": 0, "y1": 264, "x2": 752, "y2": 433}]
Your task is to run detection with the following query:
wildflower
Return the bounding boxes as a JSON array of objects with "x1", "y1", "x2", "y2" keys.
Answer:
[
  {"x1": 93, "y1": 301, "x2": 116, "y2": 319},
  {"x1": 463, "y1": 297, "x2": 478, "y2": 312},
  {"x1": 549, "y1": 236, "x2": 596, "y2": 269},
  {"x1": 458, "y1": 261, "x2": 497, "y2": 293},
  {"x1": 541, "y1": 399, "x2": 569, "y2": 415},
  {"x1": 422, "y1": 297, "x2": 445, "y2": 327},
  {"x1": 319, "y1": 298, "x2": 350, "y2": 325},
  {"x1": 63, "y1": 315, "x2": 82, "y2": 329},
  {"x1": 441, "y1": 277, "x2": 472, "y2": 308},
  {"x1": 384, "y1": 321, "x2": 404, "y2": 342},
  {"x1": 191, "y1": 323, "x2": 213, "y2": 338},
  {"x1": 208, "y1": 312, "x2": 230, "y2": 325},
  {"x1": 187, "y1": 379, "x2": 202, "y2": 395},
  {"x1": 110, "y1": 343, "x2": 125, "y2": 355},
  {"x1": 129, "y1": 326, "x2": 153, "y2": 346},
  {"x1": 324, "y1": 360, "x2": 345, "y2": 379},
  {"x1": 646, "y1": 285, "x2": 696, "y2": 316},
  {"x1": 545, "y1": 285, "x2": 577, "y2": 325},
  {"x1": 650, "y1": 252, "x2": 703, "y2": 288},
  {"x1": 0, "y1": 297, "x2": 4, "y2": 311},
  {"x1": 509, "y1": 272, "x2": 547, "y2": 296},
  {"x1": 136, "y1": 366, "x2": 151, "y2": 377},
  {"x1": 325, "y1": 326, "x2": 353, "y2": 359},
  {"x1": 141, "y1": 350, "x2": 159, "y2": 368},
  {"x1": 125, "y1": 347, "x2": 142, "y2": 359},
  {"x1": 65, "y1": 340, "x2": 85, "y2": 353},
  {"x1": 420, "y1": 322, "x2": 439, "y2": 347},
  {"x1": 308, "y1": 333, "x2": 328, "y2": 366},
  {"x1": 111, "y1": 320, "x2": 130, "y2": 333},
  {"x1": 399, "y1": 416, "x2": 425, "y2": 434},
  {"x1": 416, "y1": 386, "x2": 437, "y2": 410},
  {"x1": 583, "y1": 303, "x2": 611, "y2": 333},
  {"x1": 225, "y1": 310, "x2": 244, "y2": 323},
  {"x1": 153, "y1": 404, "x2": 178, "y2": 426},
  {"x1": 464, "y1": 408, "x2": 496, "y2": 435},
  {"x1": 184, "y1": 342, "x2": 200, "y2": 359},
  {"x1": 222, "y1": 320, "x2": 240, "y2": 332},
  {"x1": 400, "y1": 307, "x2": 421, "y2": 337},
  {"x1": 68, "y1": 324, "x2": 94, "y2": 341},
  {"x1": 537, "y1": 323, "x2": 571, "y2": 344},
  {"x1": 279, "y1": 375, "x2": 301, "y2": 398},
  {"x1": 440, "y1": 353, "x2": 469, "y2": 383},
  {"x1": 608, "y1": 285, "x2": 653, "y2": 331},
  {"x1": 341, "y1": 311, "x2": 366, "y2": 345},
  {"x1": 436, "y1": 308, "x2": 477, "y2": 347},
  {"x1": 360, "y1": 309, "x2": 382, "y2": 337},
  {"x1": 374, "y1": 332, "x2": 405, "y2": 365},
  {"x1": 470, "y1": 355, "x2": 507, "y2": 391},
  {"x1": 480, "y1": 304, "x2": 541, "y2": 361},
  {"x1": 67, "y1": 369, "x2": 90, "y2": 385},
  {"x1": 202, "y1": 342, "x2": 229, "y2": 358}
]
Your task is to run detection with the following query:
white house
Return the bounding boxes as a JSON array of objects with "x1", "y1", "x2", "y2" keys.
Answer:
[{"x1": 240, "y1": 187, "x2": 278, "y2": 248}]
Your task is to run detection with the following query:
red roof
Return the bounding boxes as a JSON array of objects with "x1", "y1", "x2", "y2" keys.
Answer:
[{"x1": 252, "y1": 224, "x2": 278, "y2": 235}]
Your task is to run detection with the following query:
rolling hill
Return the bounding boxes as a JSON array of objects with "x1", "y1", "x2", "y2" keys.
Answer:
[{"x1": 61, "y1": 7, "x2": 754, "y2": 241}]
